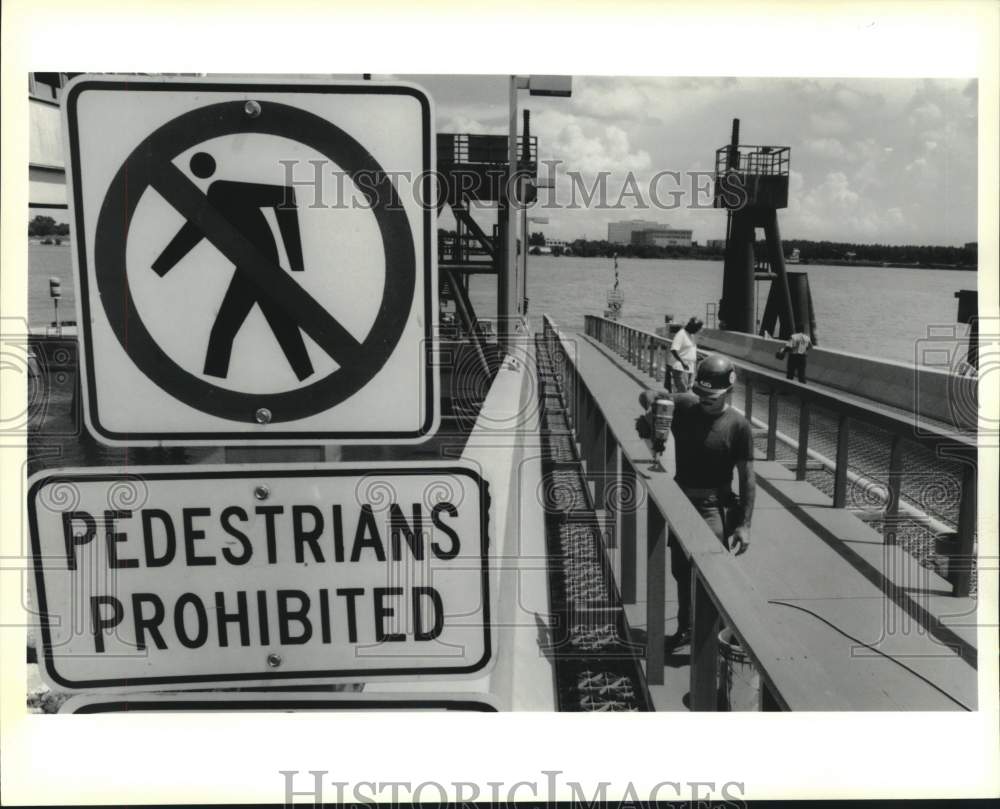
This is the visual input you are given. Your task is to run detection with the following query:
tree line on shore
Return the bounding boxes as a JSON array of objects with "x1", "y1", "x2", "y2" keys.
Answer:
[
  {"x1": 28, "y1": 215, "x2": 70, "y2": 237},
  {"x1": 518, "y1": 231, "x2": 976, "y2": 268}
]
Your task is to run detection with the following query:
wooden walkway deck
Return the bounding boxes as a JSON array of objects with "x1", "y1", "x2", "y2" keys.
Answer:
[{"x1": 570, "y1": 330, "x2": 977, "y2": 710}]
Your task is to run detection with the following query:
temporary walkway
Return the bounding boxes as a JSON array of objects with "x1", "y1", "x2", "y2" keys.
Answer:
[{"x1": 542, "y1": 316, "x2": 977, "y2": 711}]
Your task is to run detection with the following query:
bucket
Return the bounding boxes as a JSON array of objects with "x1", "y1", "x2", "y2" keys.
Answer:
[{"x1": 717, "y1": 627, "x2": 760, "y2": 711}]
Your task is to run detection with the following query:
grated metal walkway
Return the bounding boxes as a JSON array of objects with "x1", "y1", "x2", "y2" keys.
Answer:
[{"x1": 555, "y1": 327, "x2": 977, "y2": 710}]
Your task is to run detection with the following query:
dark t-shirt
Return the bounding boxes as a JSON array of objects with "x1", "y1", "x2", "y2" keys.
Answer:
[{"x1": 671, "y1": 393, "x2": 753, "y2": 489}]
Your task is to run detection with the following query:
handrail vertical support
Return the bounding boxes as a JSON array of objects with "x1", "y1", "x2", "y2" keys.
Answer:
[
  {"x1": 796, "y1": 399, "x2": 810, "y2": 480},
  {"x1": 690, "y1": 571, "x2": 720, "y2": 710},
  {"x1": 759, "y1": 683, "x2": 781, "y2": 711},
  {"x1": 645, "y1": 504, "x2": 667, "y2": 685},
  {"x1": 885, "y1": 433, "x2": 904, "y2": 543},
  {"x1": 582, "y1": 391, "x2": 595, "y2": 473},
  {"x1": 833, "y1": 413, "x2": 850, "y2": 508},
  {"x1": 952, "y1": 461, "x2": 977, "y2": 597},
  {"x1": 592, "y1": 416, "x2": 608, "y2": 510},
  {"x1": 597, "y1": 422, "x2": 616, "y2": 519},
  {"x1": 620, "y1": 459, "x2": 638, "y2": 604},
  {"x1": 606, "y1": 442, "x2": 621, "y2": 549},
  {"x1": 766, "y1": 389, "x2": 779, "y2": 461}
]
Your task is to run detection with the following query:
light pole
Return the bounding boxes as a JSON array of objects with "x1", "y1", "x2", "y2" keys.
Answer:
[
  {"x1": 523, "y1": 215, "x2": 549, "y2": 317},
  {"x1": 500, "y1": 75, "x2": 571, "y2": 353}
]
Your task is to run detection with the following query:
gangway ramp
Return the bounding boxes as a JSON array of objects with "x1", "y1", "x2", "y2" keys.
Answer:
[{"x1": 542, "y1": 316, "x2": 977, "y2": 711}]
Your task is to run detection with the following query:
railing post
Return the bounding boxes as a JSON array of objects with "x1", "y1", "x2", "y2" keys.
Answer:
[
  {"x1": 689, "y1": 570, "x2": 720, "y2": 710},
  {"x1": 952, "y1": 461, "x2": 976, "y2": 597},
  {"x1": 620, "y1": 459, "x2": 638, "y2": 604},
  {"x1": 884, "y1": 433, "x2": 905, "y2": 544},
  {"x1": 605, "y1": 441, "x2": 620, "y2": 549},
  {"x1": 759, "y1": 683, "x2": 781, "y2": 711},
  {"x1": 766, "y1": 388, "x2": 779, "y2": 461},
  {"x1": 573, "y1": 365, "x2": 583, "y2": 438},
  {"x1": 591, "y1": 413, "x2": 608, "y2": 510},
  {"x1": 833, "y1": 413, "x2": 850, "y2": 508},
  {"x1": 645, "y1": 503, "x2": 667, "y2": 685},
  {"x1": 582, "y1": 390, "x2": 596, "y2": 472},
  {"x1": 796, "y1": 399, "x2": 810, "y2": 480}
]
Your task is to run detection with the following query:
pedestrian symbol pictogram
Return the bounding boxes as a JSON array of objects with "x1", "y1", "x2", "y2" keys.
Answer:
[
  {"x1": 64, "y1": 77, "x2": 437, "y2": 445},
  {"x1": 152, "y1": 151, "x2": 315, "y2": 381}
]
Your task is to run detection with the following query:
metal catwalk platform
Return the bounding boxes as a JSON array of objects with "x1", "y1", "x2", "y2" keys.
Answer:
[{"x1": 540, "y1": 317, "x2": 977, "y2": 710}]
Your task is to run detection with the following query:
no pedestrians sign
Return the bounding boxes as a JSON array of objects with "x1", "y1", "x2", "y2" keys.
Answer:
[
  {"x1": 63, "y1": 76, "x2": 437, "y2": 445},
  {"x1": 29, "y1": 463, "x2": 491, "y2": 690}
]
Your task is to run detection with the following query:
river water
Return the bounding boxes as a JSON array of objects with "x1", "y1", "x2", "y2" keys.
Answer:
[
  {"x1": 29, "y1": 244, "x2": 976, "y2": 366},
  {"x1": 471, "y1": 255, "x2": 977, "y2": 366}
]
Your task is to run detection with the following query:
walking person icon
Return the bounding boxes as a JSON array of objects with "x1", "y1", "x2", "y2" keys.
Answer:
[{"x1": 151, "y1": 151, "x2": 314, "y2": 381}]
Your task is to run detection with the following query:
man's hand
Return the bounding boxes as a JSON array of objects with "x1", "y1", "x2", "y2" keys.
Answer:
[{"x1": 728, "y1": 525, "x2": 750, "y2": 555}]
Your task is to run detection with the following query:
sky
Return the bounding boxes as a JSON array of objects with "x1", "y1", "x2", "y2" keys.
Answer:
[{"x1": 401, "y1": 74, "x2": 978, "y2": 247}]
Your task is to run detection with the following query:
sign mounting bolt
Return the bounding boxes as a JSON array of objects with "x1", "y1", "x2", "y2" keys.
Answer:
[
  {"x1": 266, "y1": 653, "x2": 282, "y2": 668},
  {"x1": 255, "y1": 407, "x2": 272, "y2": 424},
  {"x1": 254, "y1": 484, "x2": 270, "y2": 501},
  {"x1": 244, "y1": 100, "x2": 261, "y2": 118}
]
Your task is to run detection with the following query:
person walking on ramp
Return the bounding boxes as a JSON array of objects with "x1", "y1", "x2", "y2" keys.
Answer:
[
  {"x1": 777, "y1": 329, "x2": 813, "y2": 383},
  {"x1": 669, "y1": 317, "x2": 703, "y2": 392},
  {"x1": 151, "y1": 151, "x2": 313, "y2": 381}
]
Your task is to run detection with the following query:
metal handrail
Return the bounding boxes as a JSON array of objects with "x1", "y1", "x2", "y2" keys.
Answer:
[
  {"x1": 543, "y1": 314, "x2": 978, "y2": 710},
  {"x1": 438, "y1": 133, "x2": 538, "y2": 167},
  {"x1": 582, "y1": 314, "x2": 977, "y2": 598},
  {"x1": 541, "y1": 314, "x2": 846, "y2": 710}
]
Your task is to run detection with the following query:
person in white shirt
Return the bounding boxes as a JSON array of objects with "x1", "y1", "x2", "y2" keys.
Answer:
[
  {"x1": 778, "y1": 330, "x2": 812, "y2": 383},
  {"x1": 669, "y1": 317, "x2": 703, "y2": 392}
]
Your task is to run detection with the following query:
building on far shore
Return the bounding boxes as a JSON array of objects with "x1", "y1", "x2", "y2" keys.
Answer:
[
  {"x1": 607, "y1": 219, "x2": 666, "y2": 244},
  {"x1": 631, "y1": 228, "x2": 693, "y2": 248},
  {"x1": 705, "y1": 238, "x2": 727, "y2": 250}
]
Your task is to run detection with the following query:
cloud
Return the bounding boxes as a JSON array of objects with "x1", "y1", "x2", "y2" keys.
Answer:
[
  {"x1": 438, "y1": 114, "x2": 489, "y2": 135},
  {"x1": 415, "y1": 75, "x2": 976, "y2": 244},
  {"x1": 909, "y1": 101, "x2": 943, "y2": 127},
  {"x1": 808, "y1": 110, "x2": 852, "y2": 136},
  {"x1": 803, "y1": 137, "x2": 851, "y2": 161},
  {"x1": 533, "y1": 110, "x2": 651, "y2": 174}
]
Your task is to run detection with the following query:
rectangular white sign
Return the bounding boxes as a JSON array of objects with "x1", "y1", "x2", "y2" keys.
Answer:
[
  {"x1": 29, "y1": 463, "x2": 490, "y2": 690},
  {"x1": 60, "y1": 691, "x2": 499, "y2": 713}
]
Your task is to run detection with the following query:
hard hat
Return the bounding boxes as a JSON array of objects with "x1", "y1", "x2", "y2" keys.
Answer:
[{"x1": 693, "y1": 354, "x2": 736, "y2": 398}]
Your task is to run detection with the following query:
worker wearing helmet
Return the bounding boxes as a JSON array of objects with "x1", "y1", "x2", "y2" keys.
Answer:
[{"x1": 636, "y1": 353, "x2": 756, "y2": 649}]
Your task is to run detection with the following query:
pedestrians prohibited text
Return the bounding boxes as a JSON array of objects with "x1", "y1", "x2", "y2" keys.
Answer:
[
  {"x1": 63, "y1": 77, "x2": 437, "y2": 444},
  {"x1": 28, "y1": 464, "x2": 490, "y2": 690}
]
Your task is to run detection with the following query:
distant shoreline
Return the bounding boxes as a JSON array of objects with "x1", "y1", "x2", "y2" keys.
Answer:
[{"x1": 538, "y1": 252, "x2": 977, "y2": 272}]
